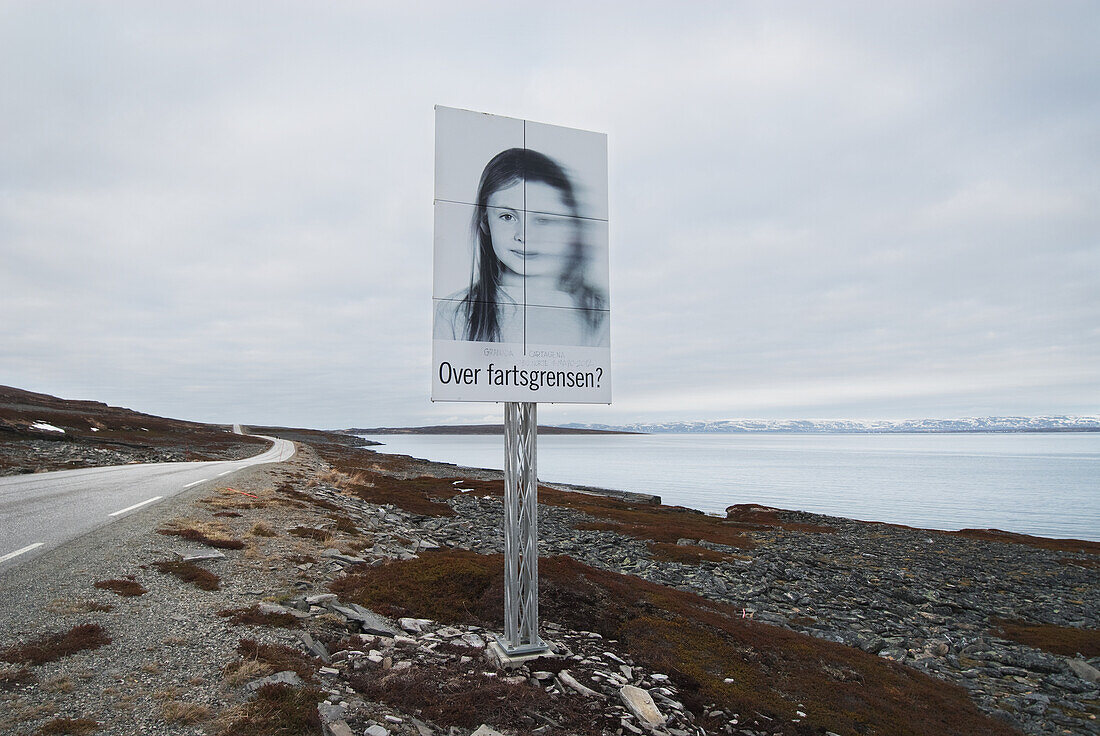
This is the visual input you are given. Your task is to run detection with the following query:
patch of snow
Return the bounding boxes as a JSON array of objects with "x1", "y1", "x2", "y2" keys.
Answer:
[
  {"x1": 141, "y1": 427, "x2": 149, "y2": 431},
  {"x1": 31, "y1": 422, "x2": 65, "y2": 434},
  {"x1": 90, "y1": 427, "x2": 99, "y2": 432}
]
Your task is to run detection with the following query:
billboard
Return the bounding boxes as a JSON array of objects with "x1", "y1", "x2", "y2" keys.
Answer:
[{"x1": 432, "y1": 106, "x2": 611, "y2": 403}]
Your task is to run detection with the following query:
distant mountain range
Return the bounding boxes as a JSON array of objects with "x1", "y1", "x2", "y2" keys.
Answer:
[{"x1": 555, "y1": 416, "x2": 1100, "y2": 434}]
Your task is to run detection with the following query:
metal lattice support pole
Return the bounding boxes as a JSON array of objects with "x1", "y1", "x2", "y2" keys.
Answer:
[{"x1": 499, "y1": 401, "x2": 548, "y2": 655}]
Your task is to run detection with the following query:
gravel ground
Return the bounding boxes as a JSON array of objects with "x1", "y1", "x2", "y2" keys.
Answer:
[{"x1": 0, "y1": 444, "x2": 326, "y2": 735}]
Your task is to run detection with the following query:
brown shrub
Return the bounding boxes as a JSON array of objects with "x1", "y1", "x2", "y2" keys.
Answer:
[
  {"x1": 330, "y1": 552, "x2": 495, "y2": 623},
  {"x1": 309, "y1": 444, "x2": 458, "y2": 516},
  {"x1": 276, "y1": 484, "x2": 341, "y2": 511},
  {"x1": 213, "y1": 511, "x2": 242, "y2": 518},
  {"x1": 234, "y1": 639, "x2": 319, "y2": 681},
  {"x1": 35, "y1": 718, "x2": 99, "y2": 735},
  {"x1": 152, "y1": 560, "x2": 220, "y2": 591},
  {"x1": 218, "y1": 606, "x2": 302, "y2": 629},
  {"x1": 330, "y1": 550, "x2": 1021, "y2": 736},
  {"x1": 330, "y1": 514, "x2": 360, "y2": 535},
  {"x1": 992, "y1": 617, "x2": 1100, "y2": 657},
  {"x1": 539, "y1": 487, "x2": 758, "y2": 548},
  {"x1": 647, "y1": 542, "x2": 745, "y2": 564},
  {"x1": 93, "y1": 578, "x2": 146, "y2": 597},
  {"x1": 347, "y1": 661, "x2": 608, "y2": 734},
  {"x1": 288, "y1": 526, "x2": 333, "y2": 542},
  {"x1": 216, "y1": 683, "x2": 324, "y2": 736},
  {"x1": 950, "y1": 528, "x2": 1100, "y2": 555},
  {"x1": 725, "y1": 504, "x2": 836, "y2": 533},
  {"x1": 2, "y1": 624, "x2": 111, "y2": 665}
]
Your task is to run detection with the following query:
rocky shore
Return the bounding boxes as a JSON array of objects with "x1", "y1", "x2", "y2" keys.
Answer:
[{"x1": 1, "y1": 433, "x2": 1097, "y2": 736}]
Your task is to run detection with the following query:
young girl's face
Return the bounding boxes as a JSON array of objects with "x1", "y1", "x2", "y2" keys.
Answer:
[{"x1": 486, "y1": 180, "x2": 578, "y2": 279}]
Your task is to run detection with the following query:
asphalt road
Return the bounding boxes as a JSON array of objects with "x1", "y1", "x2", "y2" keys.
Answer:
[{"x1": 0, "y1": 432, "x2": 295, "y2": 573}]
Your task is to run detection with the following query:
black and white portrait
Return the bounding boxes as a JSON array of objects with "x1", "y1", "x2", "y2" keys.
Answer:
[{"x1": 433, "y1": 107, "x2": 609, "y2": 349}]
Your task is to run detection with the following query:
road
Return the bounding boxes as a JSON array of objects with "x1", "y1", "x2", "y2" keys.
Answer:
[{"x1": 0, "y1": 432, "x2": 295, "y2": 573}]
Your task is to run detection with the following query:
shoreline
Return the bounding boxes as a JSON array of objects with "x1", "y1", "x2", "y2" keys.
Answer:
[{"x1": 360, "y1": 436, "x2": 1100, "y2": 545}]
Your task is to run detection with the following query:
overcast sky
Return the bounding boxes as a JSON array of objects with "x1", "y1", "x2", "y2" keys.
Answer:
[{"x1": 2, "y1": 1, "x2": 1097, "y2": 429}]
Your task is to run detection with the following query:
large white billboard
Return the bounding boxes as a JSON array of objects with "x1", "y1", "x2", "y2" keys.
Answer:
[{"x1": 432, "y1": 106, "x2": 610, "y2": 403}]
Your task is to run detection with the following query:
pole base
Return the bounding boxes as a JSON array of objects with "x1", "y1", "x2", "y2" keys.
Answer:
[{"x1": 489, "y1": 636, "x2": 552, "y2": 667}]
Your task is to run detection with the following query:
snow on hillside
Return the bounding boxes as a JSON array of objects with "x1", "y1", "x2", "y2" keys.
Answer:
[{"x1": 557, "y1": 416, "x2": 1100, "y2": 434}]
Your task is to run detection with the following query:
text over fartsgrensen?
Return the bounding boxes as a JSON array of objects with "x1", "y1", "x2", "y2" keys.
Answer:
[{"x1": 437, "y1": 362, "x2": 605, "y2": 392}]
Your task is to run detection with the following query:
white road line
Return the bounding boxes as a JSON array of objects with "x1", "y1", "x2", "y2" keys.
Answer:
[
  {"x1": 0, "y1": 543, "x2": 44, "y2": 564},
  {"x1": 217, "y1": 470, "x2": 233, "y2": 477},
  {"x1": 108, "y1": 496, "x2": 163, "y2": 517},
  {"x1": 183, "y1": 479, "x2": 208, "y2": 489}
]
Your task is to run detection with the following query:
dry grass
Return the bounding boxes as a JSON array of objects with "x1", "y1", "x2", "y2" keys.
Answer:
[
  {"x1": 0, "y1": 665, "x2": 35, "y2": 690},
  {"x1": 152, "y1": 560, "x2": 220, "y2": 591},
  {"x1": 44, "y1": 676, "x2": 75, "y2": 693},
  {"x1": 162, "y1": 701, "x2": 211, "y2": 724},
  {"x1": 93, "y1": 578, "x2": 146, "y2": 597},
  {"x1": 223, "y1": 659, "x2": 273, "y2": 688},
  {"x1": 158, "y1": 518, "x2": 244, "y2": 549},
  {"x1": 249, "y1": 521, "x2": 277, "y2": 537},
  {"x1": 2, "y1": 623, "x2": 111, "y2": 665},
  {"x1": 331, "y1": 550, "x2": 1022, "y2": 736},
  {"x1": 44, "y1": 599, "x2": 112, "y2": 615},
  {"x1": 216, "y1": 683, "x2": 325, "y2": 736},
  {"x1": 992, "y1": 617, "x2": 1100, "y2": 657},
  {"x1": 34, "y1": 718, "x2": 100, "y2": 735}
]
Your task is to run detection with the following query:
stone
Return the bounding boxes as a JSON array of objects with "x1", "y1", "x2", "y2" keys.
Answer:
[
  {"x1": 259, "y1": 602, "x2": 309, "y2": 619},
  {"x1": 323, "y1": 722, "x2": 355, "y2": 736},
  {"x1": 398, "y1": 617, "x2": 432, "y2": 634},
  {"x1": 462, "y1": 632, "x2": 486, "y2": 648},
  {"x1": 298, "y1": 630, "x2": 332, "y2": 663},
  {"x1": 317, "y1": 701, "x2": 346, "y2": 723},
  {"x1": 247, "y1": 670, "x2": 303, "y2": 691},
  {"x1": 174, "y1": 548, "x2": 225, "y2": 562},
  {"x1": 410, "y1": 717, "x2": 435, "y2": 736},
  {"x1": 365, "y1": 726, "x2": 390, "y2": 736},
  {"x1": 1067, "y1": 659, "x2": 1100, "y2": 685},
  {"x1": 558, "y1": 669, "x2": 600, "y2": 698},
  {"x1": 331, "y1": 604, "x2": 400, "y2": 637},
  {"x1": 620, "y1": 685, "x2": 666, "y2": 728},
  {"x1": 307, "y1": 593, "x2": 338, "y2": 605},
  {"x1": 470, "y1": 727, "x2": 505, "y2": 736}
]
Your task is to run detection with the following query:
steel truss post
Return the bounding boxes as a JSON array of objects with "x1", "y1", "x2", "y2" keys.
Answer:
[{"x1": 499, "y1": 401, "x2": 548, "y2": 655}]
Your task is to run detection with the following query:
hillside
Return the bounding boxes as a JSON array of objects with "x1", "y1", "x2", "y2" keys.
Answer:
[{"x1": 0, "y1": 386, "x2": 268, "y2": 475}]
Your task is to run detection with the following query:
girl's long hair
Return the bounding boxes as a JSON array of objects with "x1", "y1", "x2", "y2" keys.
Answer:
[{"x1": 462, "y1": 148, "x2": 605, "y2": 342}]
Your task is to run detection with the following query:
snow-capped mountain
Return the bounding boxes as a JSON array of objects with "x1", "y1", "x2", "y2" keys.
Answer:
[{"x1": 556, "y1": 416, "x2": 1100, "y2": 434}]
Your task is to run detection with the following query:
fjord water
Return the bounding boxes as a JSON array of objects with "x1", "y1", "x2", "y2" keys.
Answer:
[{"x1": 359, "y1": 433, "x2": 1100, "y2": 542}]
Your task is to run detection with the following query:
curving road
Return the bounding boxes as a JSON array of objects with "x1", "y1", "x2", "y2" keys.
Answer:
[{"x1": 0, "y1": 430, "x2": 295, "y2": 573}]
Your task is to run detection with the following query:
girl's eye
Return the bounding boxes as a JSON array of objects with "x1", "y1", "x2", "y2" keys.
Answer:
[{"x1": 499, "y1": 213, "x2": 515, "y2": 222}]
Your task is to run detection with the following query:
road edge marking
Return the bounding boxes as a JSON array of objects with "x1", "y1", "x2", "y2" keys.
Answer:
[
  {"x1": 108, "y1": 496, "x2": 164, "y2": 517},
  {"x1": 183, "y1": 479, "x2": 208, "y2": 489},
  {"x1": 0, "y1": 542, "x2": 44, "y2": 564}
]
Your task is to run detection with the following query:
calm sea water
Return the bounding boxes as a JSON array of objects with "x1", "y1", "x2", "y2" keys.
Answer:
[{"x1": 358, "y1": 433, "x2": 1100, "y2": 542}]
